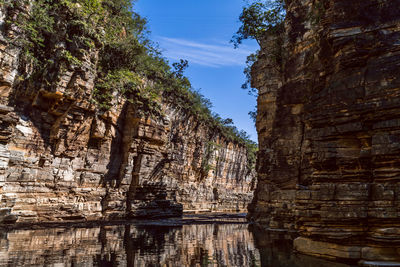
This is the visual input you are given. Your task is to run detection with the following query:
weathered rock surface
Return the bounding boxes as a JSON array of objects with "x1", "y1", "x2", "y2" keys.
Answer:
[
  {"x1": 0, "y1": 3, "x2": 255, "y2": 224},
  {"x1": 249, "y1": 0, "x2": 400, "y2": 263}
]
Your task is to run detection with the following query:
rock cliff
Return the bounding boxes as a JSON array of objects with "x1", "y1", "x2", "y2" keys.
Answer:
[
  {"x1": 0, "y1": 1, "x2": 255, "y2": 224},
  {"x1": 249, "y1": 0, "x2": 400, "y2": 263},
  {"x1": 0, "y1": 222, "x2": 259, "y2": 266}
]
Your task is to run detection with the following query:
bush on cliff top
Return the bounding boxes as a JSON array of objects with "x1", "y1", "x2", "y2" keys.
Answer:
[
  {"x1": 1, "y1": 0, "x2": 257, "y2": 161},
  {"x1": 232, "y1": 0, "x2": 285, "y2": 48},
  {"x1": 232, "y1": 0, "x2": 286, "y2": 109},
  {"x1": 233, "y1": 0, "x2": 286, "y2": 87}
]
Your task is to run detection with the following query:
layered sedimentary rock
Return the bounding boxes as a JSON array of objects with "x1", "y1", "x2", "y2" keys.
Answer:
[
  {"x1": 0, "y1": 222, "x2": 260, "y2": 266},
  {"x1": 0, "y1": 3, "x2": 255, "y2": 224},
  {"x1": 249, "y1": 0, "x2": 400, "y2": 262}
]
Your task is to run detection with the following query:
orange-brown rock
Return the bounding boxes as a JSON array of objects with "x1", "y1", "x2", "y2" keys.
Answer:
[
  {"x1": 0, "y1": 3, "x2": 255, "y2": 224},
  {"x1": 249, "y1": 0, "x2": 400, "y2": 263}
]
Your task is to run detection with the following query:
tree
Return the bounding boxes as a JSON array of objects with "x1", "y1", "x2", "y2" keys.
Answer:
[
  {"x1": 172, "y1": 59, "x2": 189, "y2": 79},
  {"x1": 222, "y1": 118, "x2": 234, "y2": 126},
  {"x1": 232, "y1": 0, "x2": 286, "y2": 125},
  {"x1": 248, "y1": 109, "x2": 257, "y2": 123},
  {"x1": 242, "y1": 52, "x2": 259, "y2": 95},
  {"x1": 231, "y1": 0, "x2": 285, "y2": 47}
]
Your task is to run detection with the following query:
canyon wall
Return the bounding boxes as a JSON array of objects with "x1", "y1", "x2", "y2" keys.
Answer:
[
  {"x1": 249, "y1": 0, "x2": 400, "y2": 263},
  {"x1": 0, "y1": 3, "x2": 255, "y2": 224}
]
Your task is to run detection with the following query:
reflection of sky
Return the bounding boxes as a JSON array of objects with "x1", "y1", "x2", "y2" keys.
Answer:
[{"x1": 136, "y1": 0, "x2": 259, "y2": 142}]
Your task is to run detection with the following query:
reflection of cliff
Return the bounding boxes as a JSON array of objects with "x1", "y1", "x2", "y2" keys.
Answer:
[
  {"x1": 0, "y1": 3, "x2": 255, "y2": 224},
  {"x1": 0, "y1": 220, "x2": 362, "y2": 267},
  {"x1": 0, "y1": 222, "x2": 261, "y2": 266},
  {"x1": 250, "y1": 226, "x2": 351, "y2": 267},
  {"x1": 249, "y1": 0, "x2": 400, "y2": 263}
]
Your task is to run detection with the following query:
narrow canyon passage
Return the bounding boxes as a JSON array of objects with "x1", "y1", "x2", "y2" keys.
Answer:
[{"x1": 1, "y1": 0, "x2": 400, "y2": 266}]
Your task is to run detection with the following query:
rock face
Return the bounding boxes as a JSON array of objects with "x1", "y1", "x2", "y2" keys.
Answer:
[
  {"x1": 249, "y1": 0, "x2": 400, "y2": 262},
  {"x1": 0, "y1": 3, "x2": 255, "y2": 224}
]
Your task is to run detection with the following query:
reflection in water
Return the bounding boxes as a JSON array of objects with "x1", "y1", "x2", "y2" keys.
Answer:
[
  {"x1": 0, "y1": 216, "x2": 354, "y2": 266},
  {"x1": 0, "y1": 218, "x2": 259, "y2": 267},
  {"x1": 250, "y1": 225, "x2": 355, "y2": 267}
]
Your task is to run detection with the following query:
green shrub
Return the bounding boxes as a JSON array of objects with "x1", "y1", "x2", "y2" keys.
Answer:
[
  {"x1": 232, "y1": 0, "x2": 286, "y2": 122},
  {"x1": 6, "y1": 0, "x2": 258, "y2": 169},
  {"x1": 232, "y1": 0, "x2": 285, "y2": 48}
]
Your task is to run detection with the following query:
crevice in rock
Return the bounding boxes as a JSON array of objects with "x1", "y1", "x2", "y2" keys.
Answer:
[
  {"x1": 297, "y1": 120, "x2": 305, "y2": 186},
  {"x1": 126, "y1": 143, "x2": 144, "y2": 215},
  {"x1": 104, "y1": 102, "x2": 138, "y2": 187}
]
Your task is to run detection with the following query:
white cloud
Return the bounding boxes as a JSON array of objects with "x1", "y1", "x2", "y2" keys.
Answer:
[{"x1": 156, "y1": 37, "x2": 257, "y2": 68}]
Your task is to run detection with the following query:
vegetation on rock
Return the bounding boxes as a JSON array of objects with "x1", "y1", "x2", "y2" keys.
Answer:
[
  {"x1": 233, "y1": 0, "x2": 286, "y2": 86},
  {"x1": 1, "y1": 0, "x2": 257, "y2": 168},
  {"x1": 232, "y1": 0, "x2": 285, "y2": 48},
  {"x1": 233, "y1": 0, "x2": 286, "y2": 126}
]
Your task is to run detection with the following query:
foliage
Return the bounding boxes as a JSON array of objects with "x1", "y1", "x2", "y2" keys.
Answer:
[
  {"x1": 2, "y1": 0, "x2": 108, "y2": 92},
  {"x1": 172, "y1": 59, "x2": 189, "y2": 79},
  {"x1": 245, "y1": 140, "x2": 258, "y2": 173},
  {"x1": 248, "y1": 109, "x2": 257, "y2": 123},
  {"x1": 93, "y1": 70, "x2": 161, "y2": 115},
  {"x1": 231, "y1": 0, "x2": 286, "y2": 47},
  {"x1": 200, "y1": 141, "x2": 218, "y2": 178},
  {"x1": 242, "y1": 52, "x2": 259, "y2": 95},
  {"x1": 61, "y1": 50, "x2": 82, "y2": 66},
  {"x1": 232, "y1": 0, "x2": 286, "y2": 123},
  {"x1": 4, "y1": 0, "x2": 258, "y2": 168}
]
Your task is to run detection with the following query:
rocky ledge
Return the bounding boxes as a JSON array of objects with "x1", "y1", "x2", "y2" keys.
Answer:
[
  {"x1": 249, "y1": 0, "x2": 400, "y2": 263},
  {"x1": 0, "y1": 2, "x2": 255, "y2": 224}
]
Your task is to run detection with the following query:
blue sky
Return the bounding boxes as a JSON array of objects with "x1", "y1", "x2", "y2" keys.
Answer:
[{"x1": 135, "y1": 0, "x2": 259, "y2": 142}]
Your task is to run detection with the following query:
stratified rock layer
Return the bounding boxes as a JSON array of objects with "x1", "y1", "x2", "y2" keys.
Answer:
[
  {"x1": 249, "y1": 0, "x2": 400, "y2": 262},
  {"x1": 0, "y1": 3, "x2": 255, "y2": 224}
]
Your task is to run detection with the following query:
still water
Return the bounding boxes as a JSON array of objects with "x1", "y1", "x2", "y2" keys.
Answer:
[{"x1": 0, "y1": 214, "x2": 353, "y2": 267}]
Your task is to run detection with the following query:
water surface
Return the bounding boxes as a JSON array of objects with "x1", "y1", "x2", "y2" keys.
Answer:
[{"x1": 0, "y1": 214, "x2": 353, "y2": 267}]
